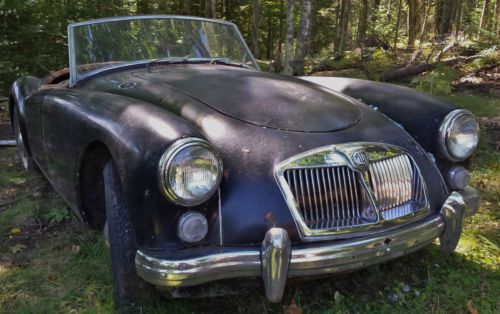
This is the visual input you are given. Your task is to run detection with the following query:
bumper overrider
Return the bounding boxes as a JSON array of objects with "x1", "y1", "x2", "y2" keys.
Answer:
[{"x1": 136, "y1": 187, "x2": 480, "y2": 302}]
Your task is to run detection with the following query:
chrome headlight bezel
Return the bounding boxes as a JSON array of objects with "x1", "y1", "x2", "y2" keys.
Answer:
[
  {"x1": 438, "y1": 109, "x2": 479, "y2": 161},
  {"x1": 158, "y1": 138, "x2": 223, "y2": 206}
]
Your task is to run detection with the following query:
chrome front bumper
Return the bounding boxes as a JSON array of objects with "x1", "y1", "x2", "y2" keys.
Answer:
[{"x1": 136, "y1": 187, "x2": 480, "y2": 302}]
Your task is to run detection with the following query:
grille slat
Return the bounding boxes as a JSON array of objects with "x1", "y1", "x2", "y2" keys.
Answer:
[
  {"x1": 319, "y1": 168, "x2": 327, "y2": 220},
  {"x1": 347, "y1": 168, "x2": 355, "y2": 218},
  {"x1": 325, "y1": 168, "x2": 334, "y2": 220},
  {"x1": 351, "y1": 169, "x2": 360, "y2": 217},
  {"x1": 368, "y1": 154, "x2": 426, "y2": 220},
  {"x1": 309, "y1": 169, "x2": 320, "y2": 220},
  {"x1": 285, "y1": 166, "x2": 368, "y2": 229}
]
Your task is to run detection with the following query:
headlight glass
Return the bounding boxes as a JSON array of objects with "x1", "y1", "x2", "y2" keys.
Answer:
[
  {"x1": 159, "y1": 138, "x2": 222, "y2": 206},
  {"x1": 440, "y1": 110, "x2": 479, "y2": 161}
]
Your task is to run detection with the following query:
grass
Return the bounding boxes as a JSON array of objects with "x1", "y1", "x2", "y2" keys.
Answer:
[{"x1": 0, "y1": 92, "x2": 499, "y2": 313}]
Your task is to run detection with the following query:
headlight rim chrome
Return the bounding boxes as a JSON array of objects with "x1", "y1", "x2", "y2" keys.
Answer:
[
  {"x1": 438, "y1": 109, "x2": 479, "y2": 162},
  {"x1": 158, "y1": 137, "x2": 223, "y2": 207}
]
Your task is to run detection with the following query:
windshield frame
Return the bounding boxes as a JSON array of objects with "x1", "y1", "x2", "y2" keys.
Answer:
[{"x1": 67, "y1": 15, "x2": 260, "y2": 86}]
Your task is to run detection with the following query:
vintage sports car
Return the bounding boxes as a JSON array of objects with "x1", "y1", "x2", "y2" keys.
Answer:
[{"x1": 10, "y1": 16, "x2": 480, "y2": 307}]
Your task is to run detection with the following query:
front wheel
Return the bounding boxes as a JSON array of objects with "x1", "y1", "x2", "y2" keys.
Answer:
[{"x1": 103, "y1": 160, "x2": 151, "y2": 309}]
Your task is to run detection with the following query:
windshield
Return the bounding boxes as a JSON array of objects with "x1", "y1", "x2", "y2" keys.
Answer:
[{"x1": 68, "y1": 16, "x2": 258, "y2": 85}]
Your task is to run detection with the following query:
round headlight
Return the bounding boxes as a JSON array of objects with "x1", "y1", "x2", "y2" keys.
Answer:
[
  {"x1": 159, "y1": 138, "x2": 223, "y2": 206},
  {"x1": 439, "y1": 109, "x2": 479, "y2": 161}
]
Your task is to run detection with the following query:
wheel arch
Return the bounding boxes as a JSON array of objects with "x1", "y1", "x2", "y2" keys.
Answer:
[{"x1": 76, "y1": 140, "x2": 113, "y2": 229}]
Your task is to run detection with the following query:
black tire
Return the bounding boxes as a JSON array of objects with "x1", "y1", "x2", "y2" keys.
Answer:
[
  {"x1": 103, "y1": 161, "x2": 150, "y2": 310},
  {"x1": 12, "y1": 107, "x2": 33, "y2": 171}
]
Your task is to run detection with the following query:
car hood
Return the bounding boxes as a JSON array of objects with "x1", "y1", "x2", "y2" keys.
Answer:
[{"x1": 127, "y1": 65, "x2": 361, "y2": 132}]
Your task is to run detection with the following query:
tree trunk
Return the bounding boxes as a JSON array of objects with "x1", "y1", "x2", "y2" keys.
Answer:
[
  {"x1": 479, "y1": 0, "x2": 491, "y2": 35},
  {"x1": 336, "y1": 0, "x2": 350, "y2": 58},
  {"x1": 251, "y1": 0, "x2": 260, "y2": 58},
  {"x1": 205, "y1": 0, "x2": 211, "y2": 17},
  {"x1": 333, "y1": 0, "x2": 342, "y2": 53},
  {"x1": 211, "y1": 0, "x2": 217, "y2": 18},
  {"x1": 293, "y1": 0, "x2": 312, "y2": 75},
  {"x1": 407, "y1": 0, "x2": 418, "y2": 49},
  {"x1": 419, "y1": 0, "x2": 431, "y2": 41},
  {"x1": 496, "y1": 0, "x2": 500, "y2": 34},
  {"x1": 453, "y1": 0, "x2": 463, "y2": 42},
  {"x1": 494, "y1": 0, "x2": 500, "y2": 35},
  {"x1": 393, "y1": 0, "x2": 402, "y2": 52},
  {"x1": 387, "y1": 0, "x2": 393, "y2": 25},
  {"x1": 368, "y1": 0, "x2": 381, "y2": 42},
  {"x1": 205, "y1": 0, "x2": 217, "y2": 17},
  {"x1": 357, "y1": 0, "x2": 368, "y2": 51},
  {"x1": 283, "y1": 0, "x2": 295, "y2": 75},
  {"x1": 225, "y1": 0, "x2": 234, "y2": 21},
  {"x1": 267, "y1": 5, "x2": 273, "y2": 60},
  {"x1": 182, "y1": 0, "x2": 190, "y2": 14},
  {"x1": 436, "y1": 0, "x2": 455, "y2": 40}
]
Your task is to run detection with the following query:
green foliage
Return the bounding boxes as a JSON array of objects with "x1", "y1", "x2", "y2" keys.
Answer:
[
  {"x1": 364, "y1": 48, "x2": 397, "y2": 80},
  {"x1": 412, "y1": 64, "x2": 459, "y2": 95},
  {"x1": 474, "y1": 47, "x2": 499, "y2": 67},
  {"x1": 42, "y1": 206, "x2": 72, "y2": 223},
  {"x1": 318, "y1": 55, "x2": 356, "y2": 71}
]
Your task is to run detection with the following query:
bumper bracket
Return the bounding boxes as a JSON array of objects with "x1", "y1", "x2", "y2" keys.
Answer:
[{"x1": 261, "y1": 228, "x2": 291, "y2": 303}]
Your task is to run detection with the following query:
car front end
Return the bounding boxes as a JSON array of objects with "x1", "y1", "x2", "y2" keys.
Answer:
[{"x1": 133, "y1": 108, "x2": 480, "y2": 302}]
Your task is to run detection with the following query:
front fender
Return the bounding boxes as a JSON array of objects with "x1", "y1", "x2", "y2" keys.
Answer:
[
  {"x1": 300, "y1": 77, "x2": 457, "y2": 161},
  {"x1": 38, "y1": 89, "x2": 205, "y2": 248}
]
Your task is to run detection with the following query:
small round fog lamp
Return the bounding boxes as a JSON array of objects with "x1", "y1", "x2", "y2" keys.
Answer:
[
  {"x1": 446, "y1": 166, "x2": 470, "y2": 190},
  {"x1": 177, "y1": 211, "x2": 208, "y2": 243}
]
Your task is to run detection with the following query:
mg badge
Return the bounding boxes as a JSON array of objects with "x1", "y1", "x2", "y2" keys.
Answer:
[{"x1": 352, "y1": 151, "x2": 367, "y2": 165}]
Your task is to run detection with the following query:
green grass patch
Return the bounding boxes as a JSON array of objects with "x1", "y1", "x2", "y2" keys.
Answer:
[{"x1": 444, "y1": 93, "x2": 500, "y2": 117}]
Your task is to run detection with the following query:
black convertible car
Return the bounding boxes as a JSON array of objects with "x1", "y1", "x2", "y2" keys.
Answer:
[{"x1": 10, "y1": 15, "x2": 480, "y2": 307}]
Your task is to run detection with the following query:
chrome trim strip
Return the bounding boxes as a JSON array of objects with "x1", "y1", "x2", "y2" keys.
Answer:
[
  {"x1": 218, "y1": 188, "x2": 223, "y2": 246},
  {"x1": 135, "y1": 213, "x2": 445, "y2": 288}
]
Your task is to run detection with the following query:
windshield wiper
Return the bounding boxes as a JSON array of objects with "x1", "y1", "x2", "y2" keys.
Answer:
[
  {"x1": 208, "y1": 58, "x2": 253, "y2": 69},
  {"x1": 145, "y1": 57, "x2": 253, "y2": 71},
  {"x1": 145, "y1": 57, "x2": 189, "y2": 71}
]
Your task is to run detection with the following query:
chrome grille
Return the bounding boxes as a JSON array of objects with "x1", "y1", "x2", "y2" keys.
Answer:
[
  {"x1": 275, "y1": 142, "x2": 429, "y2": 240},
  {"x1": 284, "y1": 166, "x2": 373, "y2": 229},
  {"x1": 367, "y1": 154, "x2": 426, "y2": 220}
]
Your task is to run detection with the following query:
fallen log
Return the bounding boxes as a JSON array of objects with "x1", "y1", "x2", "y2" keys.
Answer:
[{"x1": 381, "y1": 54, "x2": 483, "y2": 81}]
